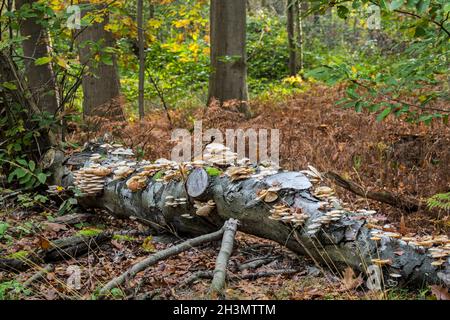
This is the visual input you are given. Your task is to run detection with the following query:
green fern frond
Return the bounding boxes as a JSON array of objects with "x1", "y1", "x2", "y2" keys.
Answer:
[{"x1": 427, "y1": 192, "x2": 450, "y2": 211}]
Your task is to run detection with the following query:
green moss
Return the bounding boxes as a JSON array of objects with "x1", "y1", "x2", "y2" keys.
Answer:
[
  {"x1": 205, "y1": 167, "x2": 222, "y2": 177},
  {"x1": 153, "y1": 171, "x2": 164, "y2": 180},
  {"x1": 6, "y1": 250, "x2": 29, "y2": 260},
  {"x1": 77, "y1": 228, "x2": 103, "y2": 237},
  {"x1": 112, "y1": 234, "x2": 136, "y2": 242}
]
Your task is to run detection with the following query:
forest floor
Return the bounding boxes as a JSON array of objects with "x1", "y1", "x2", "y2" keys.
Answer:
[{"x1": 1, "y1": 84, "x2": 448, "y2": 300}]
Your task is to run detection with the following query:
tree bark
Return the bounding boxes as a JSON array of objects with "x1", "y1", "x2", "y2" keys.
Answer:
[
  {"x1": 286, "y1": 0, "x2": 297, "y2": 76},
  {"x1": 137, "y1": 0, "x2": 145, "y2": 120},
  {"x1": 77, "y1": 2, "x2": 124, "y2": 122},
  {"x1": 208, "y1": 0, "x2": 250, "y2": 117},
  {"x1": 58, "y1": 148, "x2": 450, "y2": 289},
  {"x1": 294, "y1": 0, "x2": 304, "y2": 72},
  {"x1": 15, "y1": 0, "x2": 59, "y2": 115}
]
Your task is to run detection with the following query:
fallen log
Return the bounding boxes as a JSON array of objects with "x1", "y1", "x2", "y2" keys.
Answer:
[{"x1": 56, "y1": 143, "x2": 449, "y2": 289}]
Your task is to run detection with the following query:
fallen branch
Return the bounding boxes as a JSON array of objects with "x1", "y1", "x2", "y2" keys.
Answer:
[
  {"x1": 180, "y1": 269, "x2": 302, "y2": 288},
  {"x1": 210, "y1": 219, "x2": 239, "y2": 298},
  {"x1": 325, "y1": 171, "x2": 421, "y2": 213},
  {"x1": 0, "y1": 233, "x2": 111, "y2": 273},
  {"x1": 23, "y1": 264, "x2": 54, "y2": 288},
  {"x1": 238, "y1": 256, "x2": 277, "y2": 271},
  {"x1": 98, "y1": 220, "x2": 231, "y2": 297}
]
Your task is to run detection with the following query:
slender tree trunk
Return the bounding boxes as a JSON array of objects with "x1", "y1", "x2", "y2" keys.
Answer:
[
  {"x1": 77, "y1": 2, "x2": 124, "y2": 122},
  {"x1": 286, "y1": 0, "x2": 297, "y2": 76},
  {"x1": 294, "y1": 0, "x2": 304, "y2": 72},
  {"x1": 15, "y1": 0, "x2": 59, "y2": 115},
  {"x1": 137, "y1": 0, "x2": 145, "y2": 120},
  {"x1": 208, "y1": 0, "x2": 250, "y2": 117}
]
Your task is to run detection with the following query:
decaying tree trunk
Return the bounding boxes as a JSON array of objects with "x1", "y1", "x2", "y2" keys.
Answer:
[{"x1": 58, "y1": 147, "x2": 450, "y2": 289}]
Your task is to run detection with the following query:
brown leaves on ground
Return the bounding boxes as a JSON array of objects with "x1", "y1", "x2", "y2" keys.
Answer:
[
  {"x1": 339, "y1": 267, "x2": 363, "y2": 292},
  {"x1": 431, "y1": 285, "x2": 450, "y2": 300}
]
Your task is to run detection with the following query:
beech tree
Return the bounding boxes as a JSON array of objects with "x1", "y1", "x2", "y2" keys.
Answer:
[
  {"x1": 77, "y1": 2, "x2": 124, "y2": 122},
  {"x1": 16, "y1": 0, "x2": 59, "y2": 115},
  {"x1": 208, "y1": 0, "x2": 250, "y2": 117}
]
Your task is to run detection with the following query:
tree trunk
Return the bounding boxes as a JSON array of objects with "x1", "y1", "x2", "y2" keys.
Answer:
[
  {"x1": 77, "y1": 2, "x2": 124, "y2": 123},
  {"x1": 208, "y1": 0, "x2": 250, "y2": 117},
  {"x1": 57, "y1": 146, "x2": 450, "y2": 289},
  {"x1": 137, "y1": 0, "x2": 145, "y2": 120},
  {"x1": 286, "y1": 0, "x2": 297, "y2": 76},
  {"x1": 15, "y1": 0, "x2": 59, "y2": 115},
  {"x1": 294, "y1": 0, "x2": 304, "y2": 72}
]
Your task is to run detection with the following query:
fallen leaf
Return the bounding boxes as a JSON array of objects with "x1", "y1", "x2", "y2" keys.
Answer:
[
  {"x1": 36, "y1": 236, "x2": 52, "y2": 250},
  {"x1": 43, "y1": 222, "x2": 67, "y2": 232},
  {"x1": 431, "y1": 285, "x2": 450, "y2": 300},
  {"x1": 340, "y1": 267, "x2": 363, "y2": 291}
]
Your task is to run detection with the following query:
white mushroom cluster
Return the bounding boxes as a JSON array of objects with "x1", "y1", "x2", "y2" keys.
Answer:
[
  {"x1": 225, "y1": 166, "x2": 254, "y2": 182},
  {"x1": 256, "y1": 186, "x2": 281, "y2": 203},
  {"x1": 369, "y1": 225, "x2": 449, "y2": 268},
  {"x1": 165, "y1": 196, "x2": 188, "y2": 208},
  {"x1": 73, "y1": 164, "x2": 111, "y2": 196},
  {"x1": 312, "y1": 209, "x2": 344, "y2": 226},
  {"x1": 203, "y1": 143, "x2": 238, "y2": 166},
  {"x1": 313, "y1": 186, "x2": 335, "y2": 199},
  {"x1": 126, "y1": 175, "x2": 148, "y2": 192},
  {"x1": 251, "y1": 161, "x2": 280, "y2": 180},
  {"x1": 269, "y1": 204, "x2": 309, "y2": 227},
  {"x1": 111, "y1": 147, "x2": 134, "y2": 157},
  {"x1": 194, "y1": 200, "x2": 216, "y2": 217}
]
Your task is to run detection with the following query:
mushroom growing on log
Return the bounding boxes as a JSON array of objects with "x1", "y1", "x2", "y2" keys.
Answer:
[{"x1": 54, "y1": 142, "x2": 449, "y2": 289}]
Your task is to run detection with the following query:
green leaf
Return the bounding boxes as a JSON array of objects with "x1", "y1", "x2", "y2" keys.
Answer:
[
  {"x1": 337, "y1": 6, "x2": 350, "y2": 19},
  {"x1": 1, "y1": 82, "x2": 17, "y2": 90},
  {"x1": 16, "y1": 159, "x2": 28, "y2": 166},
  {"x1": 28, "y1": 160, "x2": 36, "y2": 172},
  {"x1": 416, "y1": 0, "x2": 430, "y2": 14},
  {"x1": 37, "y1": 173, "x2": 47, "y2": 184},
  {"x1": 377, "y1": 107, "x2": 392, "y2": 121},
  {"x1": 389, "y1": 0, "x2": 404, "y2": 11},
  {"x1": 34, "y1": 56, "x2": 52, "y2": 66}
]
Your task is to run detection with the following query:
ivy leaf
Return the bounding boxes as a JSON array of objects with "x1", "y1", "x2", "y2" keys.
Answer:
[
  {"x1": 37, "y1": 173, "x2": 47, "y2": 184},
  {"x1": 28, "y1": 160, "x2": 36, "y2": 172}
]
